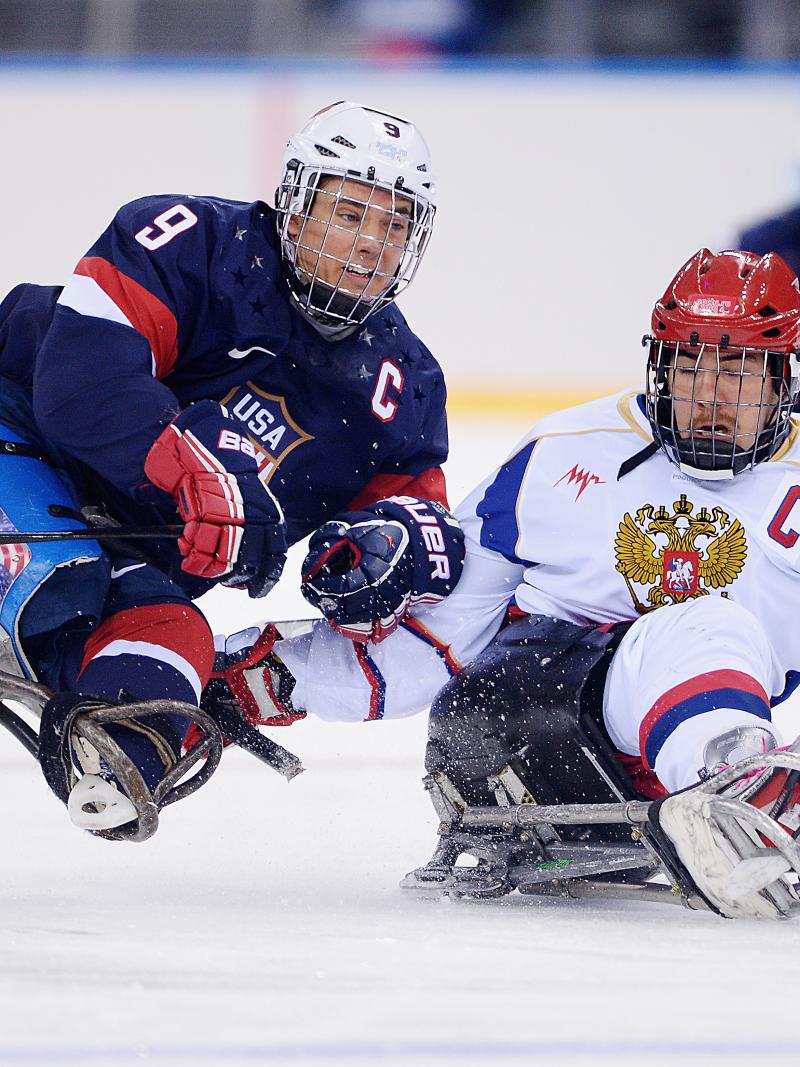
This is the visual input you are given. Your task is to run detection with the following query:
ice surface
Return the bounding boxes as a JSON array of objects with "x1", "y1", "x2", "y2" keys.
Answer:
[{"x1": 1, "y1": 415, "x2": 799, "y2": 1067}]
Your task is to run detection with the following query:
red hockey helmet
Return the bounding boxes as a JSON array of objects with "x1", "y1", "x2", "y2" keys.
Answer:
[
  {"x1": 651, "y1": 248, "x2": 800, "y2": 350},
  {"x1": 646, "y1": 249, "x2": 800, "y2": 479}
]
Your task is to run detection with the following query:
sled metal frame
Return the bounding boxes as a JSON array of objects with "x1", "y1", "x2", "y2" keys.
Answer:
[
  {"x1": 0, "y1": 668, "x2": 223, "y2": 843},
  {"x1": 463, "y1": 795, "x2": 705, "y2": 909},
  {"x1": 402, "y1": 769, "x2": 710, "y2": 909},
  {"x1": 405, "y1": 754, "x2": 800, "y2": 915}
]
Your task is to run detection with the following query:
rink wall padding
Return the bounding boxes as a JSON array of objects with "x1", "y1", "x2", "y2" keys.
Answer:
[{"x1": 2, "y1": 59, "x2": 799, "y2": 399}]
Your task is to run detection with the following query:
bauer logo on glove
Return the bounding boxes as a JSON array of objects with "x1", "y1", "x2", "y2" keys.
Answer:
[
  {"x1": 301, "y1": 495, "x2": 465, "y2": 643},
  {"x1": 144, "y1": 400, "x2": 288, "y2": 597}
]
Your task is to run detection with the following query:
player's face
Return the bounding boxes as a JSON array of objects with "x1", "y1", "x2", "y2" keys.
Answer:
[
  {"x1": 287, "y1": 176, "x2": 412, "y2": 303},
  {"x1": 669, "y1": 345, "x2": 779, "y2": 451}
]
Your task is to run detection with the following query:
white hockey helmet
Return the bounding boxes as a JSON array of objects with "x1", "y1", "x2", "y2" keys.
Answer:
[{"x1": 275, "y1": 101, "x2": 437, "y2": 338}]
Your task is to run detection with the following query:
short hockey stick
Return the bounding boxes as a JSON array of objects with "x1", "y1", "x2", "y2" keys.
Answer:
[
  {"x1": 0, "y1": 700, "x2": 39, "y2": 757},
  {"x1": 0, "y1": 525, "x2": 182, "y2": 545}
]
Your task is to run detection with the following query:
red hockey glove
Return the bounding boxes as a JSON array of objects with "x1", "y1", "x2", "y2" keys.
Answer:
[
  {"x1": 206, "y1": 624, "x2": 304, "y2": 728},
  {"x1": 145, "y1": 401, "x2": 287, "y2": 596},
  {"x1": 186, "y1": 625, "x2": 304, "y2": 753}
]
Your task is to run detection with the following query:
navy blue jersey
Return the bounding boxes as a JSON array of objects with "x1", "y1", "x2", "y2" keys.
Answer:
[
  {"x1": 739, "y1": 205, "x2": 800, "y2": 279},
  {"x1": 0, "y1": 195, "x2": 448, "y2": 594}
]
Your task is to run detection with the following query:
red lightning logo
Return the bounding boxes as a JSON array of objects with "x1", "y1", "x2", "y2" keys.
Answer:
[{"x1": 554, "y1": 464, "x2": 606, "y2": 501}]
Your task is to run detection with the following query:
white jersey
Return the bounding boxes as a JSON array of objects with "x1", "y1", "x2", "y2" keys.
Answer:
[{"x1": 277, "y1": 389, "x2": 800, "y2": 721}]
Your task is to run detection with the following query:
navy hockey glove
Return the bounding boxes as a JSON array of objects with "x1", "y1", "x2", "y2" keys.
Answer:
[
  {"x1": 301, "y1": 496, "x2": 465, "y2": 642},
  {"x1": 144, "y1": 400, "x2": 287, "y2": 597}
]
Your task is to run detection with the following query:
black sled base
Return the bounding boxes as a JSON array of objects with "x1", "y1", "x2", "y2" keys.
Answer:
[{"x1": 402, "y1": 616, "x2": 710, "y2": 911}]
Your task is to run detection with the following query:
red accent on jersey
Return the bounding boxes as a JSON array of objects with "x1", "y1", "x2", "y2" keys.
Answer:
[
  {"x1": 768, "y1": 484, "x2": 800, "y2": 548},
  {"x1": 354, "y1": 643, "x2": 385, "y2": 720},
  {"x1": 553, "y1": 464, "x2": 606, "y2": 501},
  {"x1": 615, "y1": 752, "x2": 668, "y2": 800},
  {"x1": 347, "y1": 466, "x2": 448, "y2": 511},
  {"x1": 75, "y1": 257, "x2": 179, "y2": 377},
  {"x1": 400, "y1": 616, "x2": 461, "y2": 676},
  {"x1": 79, "y1": 603, "x2": 215, "y2": 685},
  {"x1": 661, "y1": 549, "x2": 700, "y2": 595}
]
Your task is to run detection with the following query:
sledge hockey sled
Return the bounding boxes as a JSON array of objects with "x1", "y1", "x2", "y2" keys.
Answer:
[
  {"x1": 0, "y1": 665, "x2": 303, "y2": 843},
  {"x1": 402, "y1": 750, "x2": 800, "y2": 918},
  {"x1": 402, "y1": 765, "x2": 705, "y2": 909},
  {"x1": 401, "y1": 615, "x2": 800, "y2": 918}
]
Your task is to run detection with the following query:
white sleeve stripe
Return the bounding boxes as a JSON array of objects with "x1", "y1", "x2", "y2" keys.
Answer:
[
  {"x1": 181, "y1": 430, "x2": 245, "y2": 522},
  {"x1": 58, "y1": 273, "x2": 158, "y2": 376},
  {"x1": 88, "y1": 639, "x2": 202, "y2": 703},
  {"x1": 58, "y1": 273, "x2": 134, "y2": 330},
  {"x1": 183, "y1": 429, "x2": 227, "y2": 475}
]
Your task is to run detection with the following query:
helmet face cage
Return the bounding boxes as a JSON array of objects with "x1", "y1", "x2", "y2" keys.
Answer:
[
  {"x1": 645, "y1": 337, "x2": 799, "y2": 479},
  {"x1": 276, "y1": 164, "x2": 435, "y2": 337}
]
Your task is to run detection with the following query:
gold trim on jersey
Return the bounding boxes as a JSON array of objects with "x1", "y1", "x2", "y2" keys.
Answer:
[
  {"x1": 514, "y1": 439, "x2": 542, "y2": 559},
  {"x1": 506, "y1": 389, "x2": 651, "y2": 448},
  {"x1": 615, "y1": 492, "x2": 747, "y2": 614},
  {"x1": 615, "y1": 390, "x2": 653, "y2": 442},
  {"x1": 219, "y1": 381, "x2": 314, "y2": 483},
  {"x1": 769, "y1": 416, "x2": 800, "y2": 465}
]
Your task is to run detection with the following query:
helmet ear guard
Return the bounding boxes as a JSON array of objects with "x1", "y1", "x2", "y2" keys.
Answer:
[
  {"x1": 275, "y1": 102, "x2": 436, "y2": 338},
  {"x1": 645, "y1": 250, "x2": 800, "y2": 479}
]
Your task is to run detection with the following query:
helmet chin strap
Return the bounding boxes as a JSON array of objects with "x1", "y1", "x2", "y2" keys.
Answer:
[
  {"x1": 675, "y1": 418, "x2": 786, "y2": 480},
  {"x1": 294, "y1": 275, "x2": 376, "y2": 338},
  {"x1": 676, "y1": 436, "x2": 738, "y2": 480}
]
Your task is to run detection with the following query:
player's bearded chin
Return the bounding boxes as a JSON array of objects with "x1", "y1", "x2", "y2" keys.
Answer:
[
  {"x1": 675, "y1": 408, "x2": 742, "y2": 470},
  {"x1": 672, "y1": 388, "x2": 778, "y2": 471}
]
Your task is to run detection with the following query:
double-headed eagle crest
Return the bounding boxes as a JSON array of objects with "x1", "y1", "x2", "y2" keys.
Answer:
[{"x1": 614, "y1": 493, "x2": 747, "y2": 614}]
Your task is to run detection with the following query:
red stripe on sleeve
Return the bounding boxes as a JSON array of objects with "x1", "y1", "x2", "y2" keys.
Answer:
[
  {"x1": 400, "y1": 616, "x2": 462, "y2": 676},
  {"x1": 638, "y1": 668, "x2": 770, "y2": 767},
  {"x1": 347, "y1": 466, "x2": 449, "y2": 511},
  {"x1": 80, "y1": 603, "x2": 215, "y2": 686},
  {"x1": 75, "y1": 257, "x2": 179, "y2": 377},
  {"x1": 354, "y1": 643, "x2": 384, "y2": 720}
]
